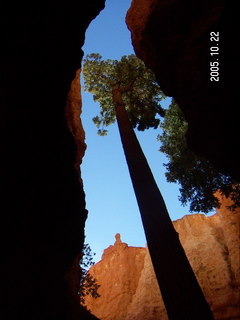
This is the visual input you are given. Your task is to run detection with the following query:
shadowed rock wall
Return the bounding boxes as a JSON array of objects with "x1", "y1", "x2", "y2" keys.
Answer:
[
  {"x1": 1, "y1": 2, "x2": 104, "y2": 319},
  {"x1": 126, "y1": 0, "x2": 238, "y2": 182}
]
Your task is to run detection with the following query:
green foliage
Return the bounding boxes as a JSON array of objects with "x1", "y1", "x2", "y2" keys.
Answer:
[
  {"x1": 79, "y1": 244, "x2": 100, "y2": 305},
  {"x1": 83, "y1": 53, "x2": 240, "y2": 213},
  {"x1": 83, "y1": 53, "x2": 165, "y2": 135},
  {"x1": 158, "y1": 102, "x2": 240, "y2": 213}
]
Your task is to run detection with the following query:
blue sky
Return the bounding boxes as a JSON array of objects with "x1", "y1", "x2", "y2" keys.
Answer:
[{"x1": 81, "y1": 0, "x2": 195, "y2": 262}]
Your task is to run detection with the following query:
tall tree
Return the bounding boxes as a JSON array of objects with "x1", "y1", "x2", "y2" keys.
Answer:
[
  {"x1": 158, "y1": 101, "x2": 240, "y2": 213},
  {"x1": 83, "y1": 53, "x2": 214, "y2": 319}
]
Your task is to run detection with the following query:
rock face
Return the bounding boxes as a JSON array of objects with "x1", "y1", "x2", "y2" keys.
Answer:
[
  {"x1": 85, "y1": 234, "x2": 146, "y2": 320},
  {"x1": 84, "y1": 200, "x2": 240, "y2": 320},
  {"x1": 124, "y1": 247, "x2": 166, "y2": 320},
  {"x1": 65, "y1": 69, "x2": 87, "y2": 175},
  {"x1": 1, "y1": 2, "x2": 105, "y2": 319},
  {"x1": 126, "y1": 0, "x2": 238, "y2": 182}
]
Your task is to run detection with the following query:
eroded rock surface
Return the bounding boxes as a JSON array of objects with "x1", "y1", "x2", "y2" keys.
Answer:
[
  {"x1": 85, "y1": 199, "x2": 240, "y2": 320},
  {"x1": 85, "y1": 234, "x2": 146, "y2": 320},
  {"x1": 65, "y1": 69, "x2": 87, "y2": 176}
]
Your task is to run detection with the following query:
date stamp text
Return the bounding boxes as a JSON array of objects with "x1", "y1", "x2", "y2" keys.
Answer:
[{"x1": 209, "y1": 31, "x2": 220, "y2": 82}]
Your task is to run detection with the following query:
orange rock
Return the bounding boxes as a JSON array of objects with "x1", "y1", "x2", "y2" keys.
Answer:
[
  {"x1": 84, "y1": 235, "x2": 146, "y2": 320},
  {"x1": 65, "y1": 69, "x2": 87, "y2": 176},
  {"x1": 84, "y1": 200, "x2": 240, "y2": 320}
]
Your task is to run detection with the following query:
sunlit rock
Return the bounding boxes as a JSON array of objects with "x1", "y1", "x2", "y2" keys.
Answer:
[{"x1": 84, "y1": 197, "x2": 240, "y2": 320}]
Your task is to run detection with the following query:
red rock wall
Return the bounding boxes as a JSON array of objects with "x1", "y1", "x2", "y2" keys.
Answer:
[
  {"x1": 65, "y1": 69, "x2": 87, "y2": 175},
  {"x1": 84, "y1": 201, "x2": 240, "y2": 320}
]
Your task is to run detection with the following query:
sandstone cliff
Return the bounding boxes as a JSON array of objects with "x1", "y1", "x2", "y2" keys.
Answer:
[
  {"x1": 85, "y1": 234, "x2": 146, "y2": 320},
  {"x1": 84, "y1": 199, "x2": 240, "y2": 320}
]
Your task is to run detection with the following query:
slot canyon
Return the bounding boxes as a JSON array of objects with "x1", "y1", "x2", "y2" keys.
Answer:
[{"x1": 2, "y1": 1, "x2": 237, "y2": 319}]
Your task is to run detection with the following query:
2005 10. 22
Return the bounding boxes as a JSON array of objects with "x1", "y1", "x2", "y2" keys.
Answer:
[{"x1": 209, "y1": 31, "x2": 220, "y2": 82}]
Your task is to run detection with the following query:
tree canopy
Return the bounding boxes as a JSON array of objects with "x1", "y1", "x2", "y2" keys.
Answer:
[
  {"x1": 83, "y1": 53, "x2": 239, "y2": 213},
  {"x1": 83, "y1": 53, "x2": 165, "y2": 135},
  {"x1": 158, "y1": 101, "x2": 240, "y2": 213}
]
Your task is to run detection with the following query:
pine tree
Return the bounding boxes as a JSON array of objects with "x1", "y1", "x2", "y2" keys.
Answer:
[{"x1": 158, "y1": 101, "x2": 240, "y2": 213}]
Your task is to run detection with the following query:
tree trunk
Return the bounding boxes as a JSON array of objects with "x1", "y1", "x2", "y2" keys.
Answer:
[{"x1": 112, "y1": 87, "x2": 214, "y2": 320}]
